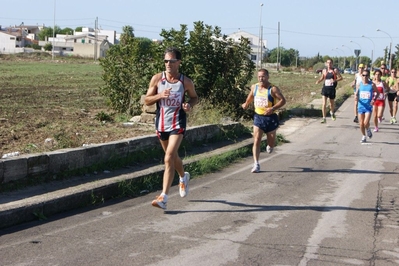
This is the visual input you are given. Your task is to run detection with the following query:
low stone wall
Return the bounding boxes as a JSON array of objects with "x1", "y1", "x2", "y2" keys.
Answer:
[{"x1": 0, "y1": 123, "x2": 246, "y2": 185}]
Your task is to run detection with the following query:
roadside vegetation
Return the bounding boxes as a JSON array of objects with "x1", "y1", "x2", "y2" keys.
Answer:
[
  {"x1": 0, "y1": 22, "x2": 354, "y2": 158},
  {"x1": 0, "y1": 53, "x2": 353, "y2": 158}
]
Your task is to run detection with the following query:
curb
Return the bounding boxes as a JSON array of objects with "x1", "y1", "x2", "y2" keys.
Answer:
[{"x1": 0, "y1": 137, "x2": 254, "y2": 229}]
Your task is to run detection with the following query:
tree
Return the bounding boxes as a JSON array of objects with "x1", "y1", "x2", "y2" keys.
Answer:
[
  {"x1": 99, "y1": 26, "x2": 156, "y2": 115},
  {"x1": 266, "y1": 47, "x2": 299, "y2": 67},
  {"x1": 158, "y1": 21, "x2": 255, "y2": 118},
  {"x1": 43, "y1": 43, "x2": 52, "y2": 51},
  {"x1": 38, "y1": 26, "x2": 61, "y2": 41},
  {"x1": 99, "y1": 22, "x2": 255, "y2": 119},
  {"x1": 59, "y1": 27, "x2": 74, "y2": 35}
]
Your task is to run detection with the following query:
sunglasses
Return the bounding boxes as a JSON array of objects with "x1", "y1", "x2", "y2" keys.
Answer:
[
  {"x1": 362, "y1": 74, "x2": 369, "y2": 77},
  {"x1": 164, "y1": 59, "x2": 179, "y2": 64}
]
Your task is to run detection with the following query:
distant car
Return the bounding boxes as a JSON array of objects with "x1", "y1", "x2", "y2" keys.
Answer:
[
  {"x1": 350, "y1": 69, "x2": 357, "y2": 75},
  {"x1": 344, "y1": 68, "x2": 351, "y2": 74}
]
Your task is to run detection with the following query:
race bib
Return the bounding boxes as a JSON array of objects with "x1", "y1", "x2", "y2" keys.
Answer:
[
  {"x1": 254, "y1": 96, "x2": 268, "y2": 108},
  {"x1": 359, "y1": 91, "x2": 371, "y2": 99},
  {"x1": 160, "y1": 91, "x2": 182, "y2": 107},
  {"x1": 324, "y1": 79, "x2": 334, "y2": 86}
]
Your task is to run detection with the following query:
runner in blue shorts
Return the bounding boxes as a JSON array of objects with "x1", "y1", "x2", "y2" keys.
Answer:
[
  {"x1": 354, "y1": 69, "x2": 379, "y2": 143},
  {"x1": 242, "y1": 68, "x2": 286, "y2": 173}
]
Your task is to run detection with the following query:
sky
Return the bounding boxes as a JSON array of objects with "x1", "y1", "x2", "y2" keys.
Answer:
[{"x1": 1, "y1": 0, "x2": 398, "y2": 61}]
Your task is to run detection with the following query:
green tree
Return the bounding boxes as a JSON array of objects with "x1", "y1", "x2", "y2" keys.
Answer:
[
  {"x1": 99, "y1": 22, "x2": 255, "y2": 119},
  {"x1": 38, "y1": 26, "x2": 61, "y2": 41},
  {"x1": 266, "y1": 47, "x2": 299, "y2": 67},
  {"x1": 158, "y1": 21, "x2": 255, "y2": 118},
  {"x1": 59, "y1": 27, "x2": 74, "y2": 35},
  {"x1": 99, "y1": 26, "x2": 156, "y2": 115},
  {"x1": 43, "y1": 43, "x2": 52, "y2": 51}
]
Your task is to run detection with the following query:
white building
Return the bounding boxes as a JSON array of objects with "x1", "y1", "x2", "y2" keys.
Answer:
[
  {"x1": 0, "y1": 24, "x2": 41, "y2": 54},
  {"x1": 227, "y1": 30, "x2": 267, "y2": 66}
]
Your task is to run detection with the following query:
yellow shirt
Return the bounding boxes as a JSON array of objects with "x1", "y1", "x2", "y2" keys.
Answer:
[{"x1": 254, "y1": 84, "x2": 276, "y2": 115}]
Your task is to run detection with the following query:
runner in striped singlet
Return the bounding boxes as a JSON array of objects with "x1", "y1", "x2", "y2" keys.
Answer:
[{"x1": 144, "y1": 47, "x2": 198, "y2": 210}]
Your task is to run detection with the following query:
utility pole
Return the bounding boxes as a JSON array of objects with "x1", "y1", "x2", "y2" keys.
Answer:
[
  {"x1": 277, "y1": 22, "x2": 280, "y2": 71},
  {"x1": 52, "y1": 0, "x2": 56, "y2": 60},
  {"x1": 94, "y1": 17, "x2": 98, "y2": 60}
]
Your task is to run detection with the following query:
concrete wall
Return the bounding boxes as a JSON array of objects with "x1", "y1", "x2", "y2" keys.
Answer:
[{"x1": 0, "y1": 123, "x2": 245, "y2": 185}]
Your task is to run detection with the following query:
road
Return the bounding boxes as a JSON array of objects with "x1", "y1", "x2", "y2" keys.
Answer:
[{"x1": 1, "y1": 96, "x2": 399, "y2": 266}]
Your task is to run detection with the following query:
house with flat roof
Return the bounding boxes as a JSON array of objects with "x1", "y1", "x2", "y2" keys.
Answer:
[{"x1": 227, "y1": 30, "x2": 267, "y2": 66}]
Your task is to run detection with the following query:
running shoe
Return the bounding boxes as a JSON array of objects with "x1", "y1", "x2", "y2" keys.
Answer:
[
  {"x1": 378, "y1": 118, "x2": 382, "y2": 124},
  {"x1": 331, "y1": 113, "x2": 336, "y2": 121},
  {"x1": 321, "y1": 118, "x2": 326, "y2": 124},
  {"x1": 367, "y1": 128, "x2": 373, "y2": 139},
  {"x1": 373, "y1": 127, "x2": 379, "y2": 132},
  {"x1": 266, "y1": 145, "x2": 273, "y2": 154},
  {"x1": 179, "y1": 172, "x2": 190, "y2": 198},
  {"x1": 390, "y1": 117, "x2": 394, "y2": 124},
  {"x1": 152, "y1": 195, "x2": 167, "y2": 209},
  {"x1": 360, "y1": 136, "x2": 367, "y2": 143},
  {"x1": 353, "y1": 116, "x2": 358, "y2": 123},
  {"x1": 251, "y1": 163, "x2": 260, "y2": 173},
  {"x1": 393, "y1": 117, "x2": 397, "y2": 123}
]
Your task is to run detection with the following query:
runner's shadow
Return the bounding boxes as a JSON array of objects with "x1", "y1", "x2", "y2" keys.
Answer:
[{"x1": 165, "y1": 199, "x2": 378, "y2": 215}]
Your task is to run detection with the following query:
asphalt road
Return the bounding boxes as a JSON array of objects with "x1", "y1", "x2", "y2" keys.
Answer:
[{"x1": 1, "y1": 96, "x2": 399, "y2": 266}]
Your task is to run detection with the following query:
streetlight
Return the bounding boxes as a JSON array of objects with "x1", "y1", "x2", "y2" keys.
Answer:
[
  {"x1": 377, "y1": 28, "x2": 393, "y2": 69},
  {"x1": 335, "y1": 48, "x2": 346, "y2": 69},
  {"x1": 52, "y1": 0, "x2": 56, "y2": 60},
  {"x1": 342, "y1": 44, "x2": 352, "y2": 54},
  {"x1": 362, "y1": 35, "x2": 375, "y2": 69},
  {"x1": 350, "y1": 40, "x2": 362, "y2": 68},
  {"x1": 331, "y1": 49, "x2": 340, "y2": 69},
  {"x1": 350, "y1": 40, "x2": 362, "y2": 50},
  {"x1": 342, "y1": 45, "x2": 353, "y2": 68},
  {"x1": 258, "y1": 3, "x2": 263, "y2": 69}
]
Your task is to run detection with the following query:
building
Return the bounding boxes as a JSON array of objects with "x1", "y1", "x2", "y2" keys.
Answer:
[
  {"x1": 227, "y1": 30, "x2": 267, "y2": 66},
  {"x1": 0, "y1": 24, "x2": 42, "y2": 54},
  {"x1": 39, "y1": 27, "x2": 114, "y2": 58}
]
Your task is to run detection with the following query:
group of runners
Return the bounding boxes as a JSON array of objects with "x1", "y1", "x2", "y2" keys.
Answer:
[
  {"x1": 317, "y1": 59, "x2": 399, "y2": 143},
  {"x1": 145, "y1": 48, "x2": 398, "y2": 209}
]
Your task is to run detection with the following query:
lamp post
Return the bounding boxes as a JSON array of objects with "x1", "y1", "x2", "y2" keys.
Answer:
[
  {"x1": 350, "y1": 40, "x2": 362, "y2": 68},
  {"x1": 331, "y1": 49, "x2": 340, "y2": 69},
  {"x1": 52, "y1": 0, "x2": 56, "y2": 60},
  {"x1": 335, "y1": 48, "x2": 346, "y2": 69},
  {"x1": 342, "y1": 45, "x2": 353, "y2": 68},
  {"x1": 350, "y1": 40, "x2": 362, "y2": 50},
  {"x1": 362, "y1": 35, "x2": 375, "y2": 69},
  {"x1": 258, "y1": 3, "x2": 263, "y2": 69},
  {"x1": 377, "y1": 28, "x2": 393, "y2": 69}
]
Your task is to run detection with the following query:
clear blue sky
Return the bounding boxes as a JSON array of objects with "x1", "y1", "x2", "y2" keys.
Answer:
[{"x1": 1, "y1": 0, "x2": 398, "y2": 61}]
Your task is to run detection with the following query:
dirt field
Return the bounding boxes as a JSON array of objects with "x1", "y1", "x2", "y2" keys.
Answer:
[{"x1": 0, "y1": 55, "x2": 155, "y2": 157}]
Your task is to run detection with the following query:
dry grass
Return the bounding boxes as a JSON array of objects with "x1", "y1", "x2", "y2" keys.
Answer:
[
  {"x1": 0, "y1": 54, "x2": 155, "y2": 156},
  {"x1": 0, "y1": 54, "x2": 353, "y2": 157}
]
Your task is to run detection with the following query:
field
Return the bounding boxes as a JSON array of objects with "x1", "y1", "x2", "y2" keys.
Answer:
[{"x1": 0, "y1": 54, "x2": 352, "y2": 157}]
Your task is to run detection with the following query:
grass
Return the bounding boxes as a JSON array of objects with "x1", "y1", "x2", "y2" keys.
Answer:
[{"x1": 0, "y1": 53, "x2": 354, "y2": 158}]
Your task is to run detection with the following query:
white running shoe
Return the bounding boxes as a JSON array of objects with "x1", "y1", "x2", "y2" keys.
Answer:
[
  {"x1": 179, "y1": 172, "x2": 190, "y2": 198},
  {"x1": 251, "y1": 163, "x2": 260, "y2": 173},
  {"x1": 360, "y1": 136, "x2": 367, "y2": 143},
  {"x1": 152, "y1": 195, "x2": 167, "y2": 210},
  {"x1": 266, "y1": 145, "x2": 273, "y2": 154}
]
